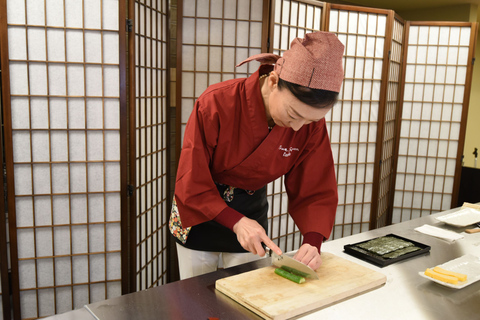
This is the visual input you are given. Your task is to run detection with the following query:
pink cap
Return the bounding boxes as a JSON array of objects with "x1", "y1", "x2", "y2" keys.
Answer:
[{"x1": 236, "y1": 32, "x2": 345, "y2": 92}]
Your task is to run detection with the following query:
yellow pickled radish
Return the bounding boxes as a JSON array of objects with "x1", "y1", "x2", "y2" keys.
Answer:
[
  {"x1": 433, "y1": 266, "x2": 467, "y2": 282},
  {"x1": 424, "y1": 268, "x2": 458, "y2": 285}
]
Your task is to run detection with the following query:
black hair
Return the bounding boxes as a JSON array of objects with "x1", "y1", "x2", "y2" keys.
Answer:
[{"x1": 277, "y1": 78, "x2": 339, "y2": 109}]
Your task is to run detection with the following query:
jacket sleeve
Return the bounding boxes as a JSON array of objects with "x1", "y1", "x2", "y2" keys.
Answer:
[
  {"x1": 174, "y1": 98, "x2": 243, "y2": 228},
  {"x1": 285, "y1": 120, "x2": 338, "y2": 244}
]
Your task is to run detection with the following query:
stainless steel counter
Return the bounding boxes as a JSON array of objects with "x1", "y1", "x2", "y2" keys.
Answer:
[
  {"x1": 47, "y1": 207, "x2": 480, "y2": 320},
  {"x1": 305, "y1": 210, "x2": 480, "y2": 320}
]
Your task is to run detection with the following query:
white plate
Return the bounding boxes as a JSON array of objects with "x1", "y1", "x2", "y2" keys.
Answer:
[
  {"x1": 435, "y1": 207, "x2": 480, "y2": 227},
  {"x1": 418, "y1": 254, "x2": 480, "y2": 289}
]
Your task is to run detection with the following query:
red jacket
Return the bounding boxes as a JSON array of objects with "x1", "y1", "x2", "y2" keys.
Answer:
[{"x1": 174, "y1": 65, "x2": 338, "y2": 248}]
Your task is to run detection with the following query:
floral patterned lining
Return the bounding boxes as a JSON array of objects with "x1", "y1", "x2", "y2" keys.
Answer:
[{"x1": 169, "y1": 197, "x2": 191, "y2": 244}]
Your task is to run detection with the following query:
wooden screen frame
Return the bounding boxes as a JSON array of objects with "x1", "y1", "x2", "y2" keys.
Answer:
[
  {"x1": 392, "y1": 21, "x2": 478, "y2": 221},
  {"x1": 0, "y1": 0, "x2": 11, "y2": 317},
  {"x1": 369, "y1": 12, "x2": 407, "y2": 228},
  {"x1": 0, "y1": 0, "x2": 22, "y2": 316},
  {"x1": 382, "y1": 14, "x2": 407, "y2": 227},
  {"x1": 123, "y1": 0, "x2": 135, "y2": 296},
  {"x1": 0, "y1": 181, "x2": 9, "y2": 320},
  {"x1": 127, "y1": 0, "x2": 171, "y2": 292},
  {"x1": 0, "y1": 75, "x2": 11, "y2": 320},
  {"x1": 1, "y1": 0, "x2": 128, "y2": 318},
  {"x1": 323, "y1": 3, "x2": 399, "y2": 237}
]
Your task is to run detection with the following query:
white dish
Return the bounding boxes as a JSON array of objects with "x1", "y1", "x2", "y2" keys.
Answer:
[
  {"x1": 435, "y1": 207, "x2": 480, "y2": 227},
  {"x1": 418, "y1": 254, "x2": 480, "y2": 289}
]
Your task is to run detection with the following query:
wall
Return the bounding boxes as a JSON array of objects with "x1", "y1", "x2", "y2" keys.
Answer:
[
  {"x1": 463, "y1": 6, "x2": 480, "y2": 168},
  {"x1": 397, "y1": 4, "x2": 473, "y2": 22}
]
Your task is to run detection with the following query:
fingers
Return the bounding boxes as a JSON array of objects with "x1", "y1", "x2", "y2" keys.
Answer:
[
  {"x1": 293, "y1": 244, "x2": 322, "y2": 270},
  {"x1": 232, "y1": 218, "x2": 321, "y2": 269},
  {"x1": 261, "y1": 237, "x2": 282, "y2": 256},
  {"x1": 233, "y1": 217, "x2": 282, "y2": 256},
  {"x1": 307, "y1": 255, "x2": 322, "y2": 270},
  {"x1": 253, "y1": 241, "x2": 265, "y2": 256}
]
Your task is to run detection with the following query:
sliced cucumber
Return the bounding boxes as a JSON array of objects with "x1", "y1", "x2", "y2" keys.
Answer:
[
  {"x1": 280, "y1": 265, "x2": 310, "y2": 278},
  {"x1": 274, "y1": 268, "x2": 306, "y2": 284}
]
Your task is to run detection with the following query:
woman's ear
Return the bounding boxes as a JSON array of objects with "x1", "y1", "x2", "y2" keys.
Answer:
[{"x1": 268, "y1": 71, "x2": 279, "y2": 89}]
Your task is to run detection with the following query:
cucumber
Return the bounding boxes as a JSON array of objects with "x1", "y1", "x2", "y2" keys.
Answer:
[
  {"x1": 274, "y1": 268, "x2": 306, "y2": 284},
  {"x1": 280, "y1": 265, "x2": 310, "y2": 278}
]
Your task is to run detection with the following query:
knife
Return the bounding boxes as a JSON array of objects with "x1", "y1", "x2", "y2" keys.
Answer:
[
  {"x1": 465, "y1": 222, "x2": 480, "y2": 234},
  {"x1": 263, "y1": 245, "x2": 319, "y2": 280}
]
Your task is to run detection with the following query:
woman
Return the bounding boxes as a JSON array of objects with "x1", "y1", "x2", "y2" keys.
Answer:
[{"x1": 170, "y1": 31, "x2": 344, "y2": 279}]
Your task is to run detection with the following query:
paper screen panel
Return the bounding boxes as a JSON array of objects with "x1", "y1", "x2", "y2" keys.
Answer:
[
  {"x1": 393, "y1": 24, "x2": 472, "y2": 223},
  {"x1": 179, "y1": 0, "x2": 265, "y2": 144},
  {"x1": 373, "y1": 17, "x2": 405, "y2": 228},
  {"x1": 269, "y1": 0, "x2": 324, "y2": 251},
  {"x1": 6, "y1": 1, "x2": 122, "y2": 318},
  {"x1": 272, "y1": 0, "x2": 324, "y2": 56},
  {"x1": 327, "y1": 8, "x2": 387, "y2": 239},
  {"x1": 134, "y1": 0, "x2": 169, "y2": 291}
]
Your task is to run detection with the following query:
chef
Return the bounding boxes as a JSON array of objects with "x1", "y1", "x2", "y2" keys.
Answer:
[{"x1": 170, "y1": 31, "x2": 344, "y2": 279}]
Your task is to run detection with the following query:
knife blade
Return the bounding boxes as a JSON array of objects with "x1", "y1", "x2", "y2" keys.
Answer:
[{"x1": 264, "y1": 245, "x2": 319, "y2": 280}]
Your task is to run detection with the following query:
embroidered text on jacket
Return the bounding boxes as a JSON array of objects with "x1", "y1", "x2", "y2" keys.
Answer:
[{"x1": 279, "y1": 145, "x2": 299, "y2": 157}]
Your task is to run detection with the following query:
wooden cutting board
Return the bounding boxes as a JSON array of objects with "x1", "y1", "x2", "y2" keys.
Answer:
[{"x1": 216, "y1": 252, "x2": 386, "y2": 320}]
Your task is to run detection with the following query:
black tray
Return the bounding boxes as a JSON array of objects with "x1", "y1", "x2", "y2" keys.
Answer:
[{"x1": 344, "y1": 233, "x2": 431, "y2": 267}]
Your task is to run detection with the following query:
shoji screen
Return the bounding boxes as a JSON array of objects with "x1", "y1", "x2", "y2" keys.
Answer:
[
  {"x1": 371, "y1": 15, "x2": 405, "y2": 229},
  {"x1": 393, "y1": 22, "x2": 477, "y2": 223},
  {"x1": 271, "y1": 0, "x2": 324, "y2": 56},
  {"x1": 177, "y1": 0, "x2": 267, "y2": 151},
  {"x1": 0, "y1": 148, "x2": 8, "y2": 319},
  {"x1": 4, "y1": 0, "x2": 124, "y2": 318},
  {"x1": 269, "y1": 0, "x2": 325, "y2": 252},
  {"x1": 132, "y1": 0, "x2": 169, "y2": 291},
  {"x1": 326, "y1": 5, "x2": 389, "y2": 239}
]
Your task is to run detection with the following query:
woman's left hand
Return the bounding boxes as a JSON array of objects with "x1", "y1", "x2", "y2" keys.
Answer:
[{"x1": 293, "y1": 243, "x2": 322, "y2": 270}]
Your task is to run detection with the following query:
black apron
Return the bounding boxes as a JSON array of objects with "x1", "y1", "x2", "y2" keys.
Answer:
[{"x1": 178, "y1": 183, "x2": 269, "y2": 252}]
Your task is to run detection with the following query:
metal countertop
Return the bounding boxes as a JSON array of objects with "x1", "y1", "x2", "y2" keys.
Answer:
[{"x1": 47, "y1": 207, "x2": 480, "y2": 320}]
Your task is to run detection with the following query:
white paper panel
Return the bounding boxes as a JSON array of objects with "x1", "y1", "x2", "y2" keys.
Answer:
[
  {"x1": 6, "y1": 0, "x2": 124, "y2": 317},
  {"x1": 327, "y1": 8, "x2": 387, "y2": 237},
  {"x1": 393, "y1": 24, "x2": 472, "y2": 223},
  {"x1": 135, "y1": 0, "x2": 169, "y2": 290},
  {"x1": 72, "y1": 285, "x2": 88, "y2": 309}
]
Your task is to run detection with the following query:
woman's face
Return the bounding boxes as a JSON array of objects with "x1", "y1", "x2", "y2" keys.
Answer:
[{"x1": 267, "y1": 77, "x2": 332, "y2": 131}]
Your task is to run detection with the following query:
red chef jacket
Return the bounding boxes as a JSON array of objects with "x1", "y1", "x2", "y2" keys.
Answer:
[{"x1": 174, "y1": 65, "x2": 338, "y2": 248}]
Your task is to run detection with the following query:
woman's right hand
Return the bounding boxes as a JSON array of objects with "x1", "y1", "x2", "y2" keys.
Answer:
[{"x1": 232, "y1": 216, "x2": 282, "y2": 257}]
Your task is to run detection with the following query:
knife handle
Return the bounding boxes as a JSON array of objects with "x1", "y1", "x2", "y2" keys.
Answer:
[
  {"x1": 465, "y1": 228, "x2": 480, "y2": 234},
  {"x1": 261, "y1": 243, "x2": 272, "y2": 256}
]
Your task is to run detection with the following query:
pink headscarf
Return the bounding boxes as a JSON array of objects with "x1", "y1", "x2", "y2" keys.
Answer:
[{"x1": 236, "y1": 31, "x2": 345, "y2": 93}]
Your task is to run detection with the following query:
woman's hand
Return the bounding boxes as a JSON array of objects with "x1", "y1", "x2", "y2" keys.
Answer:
[
  {"x1": 293, "y1": 243, "x2": 322, "y2": 270},
  {"x1": 233, "y1": 217, "x2": 282, "y2": 257}
]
